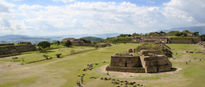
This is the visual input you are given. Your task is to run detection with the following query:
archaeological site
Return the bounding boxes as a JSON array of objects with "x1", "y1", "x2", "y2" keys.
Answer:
[{"x1": 106, "y1": 43, "x2": 173, "y2": 73}]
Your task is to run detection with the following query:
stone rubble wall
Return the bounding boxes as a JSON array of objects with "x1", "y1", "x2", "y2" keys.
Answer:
[
  {"x1": 140, "y1": 50, "x2": 161, "y2": 56},
  {"x1": 110, "y1": 56, "x2": 142, "y2": 67},
  {"x1": 140, "y1": 51, "x2": 172, "y2": 73},
  {"x1": 0, "y1": 44, "x2": 36, "y2": 55},
  {"x1": 169, "y1": 39, "x2": 193, "y2": 44},
  {"x1": 198, "y1": 41, "x2": 205, "y2": 48}
]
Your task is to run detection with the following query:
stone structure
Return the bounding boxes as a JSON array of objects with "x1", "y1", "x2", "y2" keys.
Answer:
[
  {"x1": 140, "y1": 50, "x2": 172, "y2": 73},
  {"x1": 62, "y1": 38, "x2": 93, "y2": 46},
  {"x1": 0, "y1": 42, "x2": 36, "y2": 56},
  {"x1": 168, "y1": 37, "x2": 201, "y2": 44},
  {"x1": 131, "y1": 36, "x2": 168, "y2": 43},
  {"x1": 198, "y1": 41, "x2": 205, "y2": 48},
  {"x1": 106, "y1": 47, "x2": 172, "y2": 73},
  {"x1": 131, "y1": 36, "x2": 201, "y2": 44}
]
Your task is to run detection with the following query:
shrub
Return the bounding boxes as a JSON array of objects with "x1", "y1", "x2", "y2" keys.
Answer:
[
  {"x1": 64, "y1": 40, "x2": 72, "y2": 47},
  {"x1": 56, "y1": 53, "x2": 62, "y2": 58},
  {"x1": 200, "y1": 34, "x2": 205, "y2": 41},
  {"x1": 38, "y1": 41, "x2": 51, "y2": 49},
  {"x1": 53, "y1": 41, "x2": 60, "y2": 45},
  {"x1": 43, "y1": 55, "x2": 49, "y2": 59}
]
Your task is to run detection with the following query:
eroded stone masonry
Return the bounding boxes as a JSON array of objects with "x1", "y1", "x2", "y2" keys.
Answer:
[
  {"x1": 106, "y1": 44, "x2": 172, "y2": 73},
  {"x1": 0, "y1": 42, "x2": 36, "y2": 56}
]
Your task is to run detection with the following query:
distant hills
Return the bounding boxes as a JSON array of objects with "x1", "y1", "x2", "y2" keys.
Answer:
[
  {"x1": 0, "y1": 33, "x2": 118, "y2": 44},
  {"x1": 163, "y1": 26, "x2": 205, "y2": 34},
  {"x1": 0, "y1": 26, "x2": 204, "y2": 44},
  {"x1": 0, "y1": 35, "x2": 54, "y2": 44}
]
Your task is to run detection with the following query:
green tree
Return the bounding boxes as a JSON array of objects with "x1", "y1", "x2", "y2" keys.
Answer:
[
  {"x1": 64, "y1": 40, "x2": 72, "y2": 47},
  {"x1": 193, "y1": 32, "x2": 199, "y2": 36},
  {"x1": 80, "y1": 38, "x2": 91, "y2": 43},
  {"x1": 53, "y1": 41, "x2": 60, "y2": 45},
  {"x1": 38, "y1": 41, "x2": 51, "y2": 49},
  {"x1": 200, "y1": 34, "x2": 205, "y2": 41}
]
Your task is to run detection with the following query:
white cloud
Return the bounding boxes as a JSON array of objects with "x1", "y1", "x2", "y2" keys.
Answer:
[
  {"x1": 53, "y1": 0, "x2": 75, "y2": 3},
  {"x1": 0, "y1": 0, "x2": 204, "y2": 36}
]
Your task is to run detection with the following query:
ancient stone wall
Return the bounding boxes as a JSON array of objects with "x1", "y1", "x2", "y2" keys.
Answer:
[
  {"x1": 169, "y1": 39, "x2": 193, "y2": 44},
  {"x1": 0, "y1": 44, "x2": 36, "y2": 55},
  {"x1": 140, "y1": 50, "x2": 172, "y2": 73},
  {"x1": 198, "y1": 41, "x2": 205, "y2": 48},
  {"x1": 110, "y1": 56, "x2": 142, "y2": 67},
  {"x1": 0, "y1": 43, "x2": 14, "y2": 46},
  {"x1": 140, "y1": 37, "x2": 168, "y2": 43}
]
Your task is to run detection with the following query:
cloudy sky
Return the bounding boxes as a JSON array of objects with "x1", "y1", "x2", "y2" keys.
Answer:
[{"x1": 0, "y1": 0, "x2": 205, "y2": 36}]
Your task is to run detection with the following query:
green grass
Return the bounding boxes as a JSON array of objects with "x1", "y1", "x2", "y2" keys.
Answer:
[{"x1": 0, "y1": 43, "x2": 205, "y2": 87}]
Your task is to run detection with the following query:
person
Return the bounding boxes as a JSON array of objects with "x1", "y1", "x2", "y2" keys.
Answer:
[
  {"x1": 77, "y1": 80, "x2": 81, "y2": 87},
  {"x1": 81, "y1": 76, "x2": 84, "y2": 84}
]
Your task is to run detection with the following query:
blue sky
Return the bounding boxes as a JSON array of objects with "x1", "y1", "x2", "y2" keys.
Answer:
[
  {"x1": 7, "y1": 0, "x2": 170, "y2": 6},
  {"x1": 0, "y1": 0, "x2": 205, "y2": 36}
]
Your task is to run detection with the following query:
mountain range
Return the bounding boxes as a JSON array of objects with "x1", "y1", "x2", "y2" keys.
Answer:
[
  {"x1": 163, "y1": 26, "x2": 205, "y2": 34},
  {"x1": 0, "y1": 26, "x2": 204, "y2": 44}
]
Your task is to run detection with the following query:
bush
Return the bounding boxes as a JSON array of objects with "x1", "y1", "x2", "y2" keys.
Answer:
[
  {"x1": 80, "y1": 38, "x2": 91, "y2": 43},
  {"x1": 38, "y1": 41, "x2": 51, "y2": 49},
  {"x1": 200, "y1": 34, "x2": 205, "y2": 41},
  {"x1": 56, "y1": 53, "x2": 62, "y2": 58},
  {"x1": 64, "y1": 40, "x2": 72, "y2": 47},
  {"x1": 43, "y1": 55, "x2": 49, "y2": 59},
  {"x1": 53, "y1": 41, "x2": 60, "y2": 45}
]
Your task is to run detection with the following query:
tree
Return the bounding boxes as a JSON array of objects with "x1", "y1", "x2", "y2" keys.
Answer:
[
  {"x1": 64, "y1": 40, "x2": 72, "y2": 47},
  {"x1": 193, "y1": 32, "x2": 199, "y2": 36},
  {"x1": 200, "y1": 34, "x2": 205, "y2": 41},
  {"x1": 38, "y1": 41, "x2": 51, "y2": 49},
  {"x1": 175, "y1": 32, "x2": 183, "y2": 36},
  {"x1": 80, "y1": 38, "x2": 91, "y2": 43},
  {"x1": 53, "y1": 41, "x2": 60, "y2": 45}
]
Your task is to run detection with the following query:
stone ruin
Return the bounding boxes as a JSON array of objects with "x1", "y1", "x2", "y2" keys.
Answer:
[
  {"x1": 140, "y1": 50, "x2": 172, "y2": 73},
  {"x1": 106, "y1": 45, "x2": 172, "y2": 73},
  {"x1": 62, "y1": 38, "x2": 93, "y2": 46},
  {"x1": 198, "y1": 41, "x2": 205, "y2": 48},
  {"x1": 131, "y1": 36, "x2": 201, "y2": 44},
  {"x1": 0, "y1": 42, "x2": 36, "y2": 57}
]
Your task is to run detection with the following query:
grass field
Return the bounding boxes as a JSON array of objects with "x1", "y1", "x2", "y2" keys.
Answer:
[{"x1": 0, "y1": 43, "x2": 205, "y2": 87}]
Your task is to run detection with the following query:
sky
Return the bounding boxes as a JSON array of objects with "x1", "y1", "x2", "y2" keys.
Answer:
[{"x1": 0, "y1": 0, "x2": 205, "y2": 36}]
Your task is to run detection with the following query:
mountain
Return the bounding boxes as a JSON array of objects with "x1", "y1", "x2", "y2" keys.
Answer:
[
  {"x1": 0, "y1": 33, "x2": 119, "y2": 44},
  {"x1": 163, "y1": 26, "x2": 205, "y2": 34},
  {"x1": 0, "y1": 35, "x2": 54, "y2": 44},
  {"x1": 59, "y1": 33, "x2": 120, "y2": 39},
  {"x1": 81, "y1": 36, "x2": 104, "y2": 42}
]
